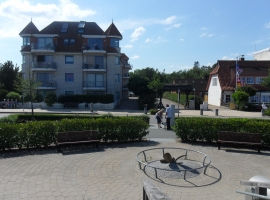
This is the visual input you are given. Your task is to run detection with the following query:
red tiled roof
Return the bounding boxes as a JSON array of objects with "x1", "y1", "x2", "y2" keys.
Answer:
[
  {"x1": 104, "y1": 22, "x2": 122, "y2": 38},
  {"x1": 206, "y1": 60, "x2": 270, "y2": 91},
  {"x1": 19, "y1": 21, "x2": 39, "y2": 35}
]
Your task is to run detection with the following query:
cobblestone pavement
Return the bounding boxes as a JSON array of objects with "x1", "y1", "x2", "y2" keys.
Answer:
[{"x1": 0, "y1": 140, "x2": 270, "y2": 200}]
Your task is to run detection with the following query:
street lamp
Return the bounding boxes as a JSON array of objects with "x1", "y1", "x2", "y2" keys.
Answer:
[
  {"x1": 22, "y1": 94, "x2": 25, "y2": 112},
  {"x1": 193, "y1": 88, "x2": 196, "y2": 110}
]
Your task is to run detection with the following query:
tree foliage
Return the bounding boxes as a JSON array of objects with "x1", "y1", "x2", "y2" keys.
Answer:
[
  {"x1": 261, "y1": 69, "x2": 270, "y2": 89},
  {"x1": 232, "y1": 91, "x2": 249, "y2": 110},
  {"x1": 236, "y1": 85, "x2": 257, "y2": 97},
  {"x1": 44, "y1": 92, "x2": 57, "y2": 107},
  {"x1": 0, "y1": 61, "x2": 20, "y2": 92}
]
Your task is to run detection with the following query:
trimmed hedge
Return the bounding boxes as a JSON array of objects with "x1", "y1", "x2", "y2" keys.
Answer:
[
  {"x1": 174, "y1": 117, "x2": 270, "y2": 146},
  {"x1": 0, "y1": 117, "x2": 149, "y2": 151}
]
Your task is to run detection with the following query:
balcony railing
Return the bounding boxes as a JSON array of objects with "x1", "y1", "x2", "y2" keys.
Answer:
[
  {"x1": 83, "y1": 81, "x2": 106, "y2": 88},
  {"x1": 32, "y1": 62, "x2": 57, "y2": 69},
  {"x1": 82, "y1": 63, "x2": 106, "y2": 70},
  {"x1": 31, "y1": 43, "x2": 55, "y2": 51},
  {"x1": 123, "y1": 74, "x2": 130, "y2": 78},
  {"x1": 37, "y1": 81, "x2": 57, "y2": 88},
  {"x1": 82, "y1": 44, "x2": 104, "y2": 51}
]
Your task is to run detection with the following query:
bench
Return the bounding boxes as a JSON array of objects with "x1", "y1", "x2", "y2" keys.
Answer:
[
  {"x1": 217, "y1": 131, "x2": 262, "y2": 153},
  {"x1": 57, "y1": 130, "x2": 99, "y2": 152},
  {"x1": 63, "y1": 102, "x2": 78, "y2": 109}
]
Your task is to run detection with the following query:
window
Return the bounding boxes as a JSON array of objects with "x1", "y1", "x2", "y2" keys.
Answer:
[
  {"x1": 115, "y1": 74, "x2": 120, "y2": 82},
  {"x1": 87, "y1": 74, "x2": 104, "y2": 87},
  {"x1": 22, "y1": 55, "x2": 25, "y2": 64},
  {"x1": 256, "y1": 77, "x2": 264, "y2": 84},
  {"x1": 61, "y1": 22, "x2": 68, "y2": 33},
  {"x1": 65, "y1": 91, "x2": 74, "y2": 96},
  {"x1": 240, "y1": 77, "x2": 245, "y2": 84},
  {"x1": 23, "y1": 37, "x2": 30, "y2": 46},
  {"x1": 110, "y1": 38, "x2": 119, "y2": 47},
  {"x1": 37, "y1": 38, "x2": 53, "y2": 49},
  {"x1": 249, "y1": 94, "x2": 259, "y2": 103},
  {"x1": 65, "y1": 73, "x2": 74, "y2": 82},
  {"x1": 65, "y1": 56, "x2": 74, "y2": 64},
  {"x1": 87, "y1": 38, "x2": 103, "y2": 50},
  {"x1": 63, "y1": 39, "x2": 69, "y2": 45},
  {"x1": 212, "y1": 78, "x2": 217, "y2": 86},
  {"x1": 69, "y1": 39, "x2": 75, "y2": 45},
  {"x1": 246, "y1": 77, "x2": 254, "y2": 84},
  {"x1": 262, "y1": 94, "x2": 270, "y2": 103},
  {"x1": 78, "y1": 21, "x2": 85, "y2": 33},
  {"x1": 37, "y1": 73, "x2": 53, "y2": 87},
  {"x1": 37, "y1": 55, "x2": 53, "y2": 63},
  {"x1": 115, "y1": 56, "x2": 120, "y2": 65},
  {"x1": 225, "y1": 95, "x2": 231, "y2": 103},
  {"x1": 115, "y1": 91, "x2": 120, "y2": 101},
  {"x1": 95, "y1": 56, "x2": 103, "y2": 69}
]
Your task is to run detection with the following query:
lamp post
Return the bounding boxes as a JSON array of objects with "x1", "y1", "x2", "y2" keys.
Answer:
[
  {"x1": 178, "y1": 89, "x2": 180, "y2": 118},
  {"x1": 193, "y1": 88, "x2": 196, "y2": 110},
  {"x1": 22, "y1": 94, "x2": 25, "y2": 112}
]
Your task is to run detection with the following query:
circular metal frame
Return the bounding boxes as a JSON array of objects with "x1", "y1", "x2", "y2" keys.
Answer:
[{"x1": 136, "y1": 147, "x2": 211, "y2": 181}]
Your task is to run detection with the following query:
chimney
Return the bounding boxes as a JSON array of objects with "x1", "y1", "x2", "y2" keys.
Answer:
[{"x1": 240, "y1": 55, "x2": 245, "y2": 61}]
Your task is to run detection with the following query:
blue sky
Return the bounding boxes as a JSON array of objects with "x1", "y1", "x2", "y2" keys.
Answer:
[{"x1": 0, "y1": 0, "x2": 270, "y2": 73}]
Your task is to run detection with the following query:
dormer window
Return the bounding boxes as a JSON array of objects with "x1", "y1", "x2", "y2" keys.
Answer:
[
  {"x1": 78, "y1": 21, "x2": 85, "y2": 33},
  {"x1": 23, "y1": 37, "x2": 30, "y2": 46},
  {"x1": 61, "y1": 22, "x2": 68, "y2": 33}
]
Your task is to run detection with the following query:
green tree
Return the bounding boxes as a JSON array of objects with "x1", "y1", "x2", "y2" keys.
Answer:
[
  {"x1": 6, "y1": 92, "x2": 21, "y2": 101},
  {"x1": 261, "y1": 69, "x2": 270, "y2": 89},
  {"x1": 0, "y1": 61, "x2": 20, "y2": 92},
  {"x1": 14, "y1": 67, "x2": 41, "y2": 120},
  {"x1": 232, "y1": 91, "x2": 249, "y2": 110},
  {"x1": 127, "y1": 75, "x2": 151, "y2": 96},
  {"x1": 237, "y1": 85, "x2": 257, "y2": 97},
  {"x1": 44, "y1": 92, "x2": 57, "y2": 107}
]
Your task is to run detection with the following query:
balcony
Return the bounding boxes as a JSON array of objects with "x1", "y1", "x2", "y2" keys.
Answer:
[
  {"x1": 122, "y1": 62, "x2": 132, "y2": 69},
  {"x1": 31, "y1": 43, "x2": 55, "y2": 53},
  {"x1": 122, "y1": 74, "x2": 130, "y2": 78},
  {"x1": 82, "y1": 63, "x2": 106, "y2": 72},
  {"x1": 37, "y1": 81, "x2": 57, "y2": 89},
  {"x1": 32, "y1": 62, "x2": 57, "y2": 71},
  {"x1": 82, "y1": 44, "x2": 106, "y2": 54},
  {"x1": 83, "y1": 81, "x2": 106, "y2": 91}
]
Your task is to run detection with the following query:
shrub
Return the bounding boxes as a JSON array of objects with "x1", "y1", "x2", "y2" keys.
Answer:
[
  {"x1": 6, "y1": 91, "x2": 21, "y2": 101},
  {"x1": 44, "y1": 92, "x2": 57, "y2": 107},
  {"x1": 232, "y1": 91, "x2": 249, "y2": 110}
]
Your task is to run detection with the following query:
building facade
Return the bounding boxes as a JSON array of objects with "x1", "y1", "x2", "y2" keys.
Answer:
[
  {"x1": 19, "y1": 20, "x2": 132, "y2": 101},
  {"x1": 206, "y1": 58, "x2": 270, "y2": 107},
  {"x1": 254, "y1": 47, "x2": 270, "y2": 60}
]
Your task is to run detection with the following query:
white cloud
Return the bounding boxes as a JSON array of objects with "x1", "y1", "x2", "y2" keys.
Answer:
[
  {"x1": 200, "y1": 33, "x2": 214, "y2": 37},
  {"x1": 122, "y1": 44, "x2": 133, "y2": 49},
  {"x1": 179, "y1": 38, "x2": 184, "y2": 42},
  {"x1": 265, "y1": 22, "x2": 270, "y2": 28},
  {"x1": 161, "y1": 16, "x2": 176, "y2": 25},
  {"x1": 0, "y1": 0, "x2": 96, "y2": 38},
  {"x1": 131, "y1": 55, "x2": 139, "y2": 59},
  {"x1": 145, "y1": 38, "x2": 153, "y2": 43},
  {"x1": 165, "y1": 23, "x2": 181, "y2": 30},
  {"x1": 246, "y1": 52, "x2": 254, "y2": 57},
  {"x1": 155, "y1": 36, "x2": 167, "y2": 43},
  {"x1": 222, "y1": 56, "x2": 235, "y2": 60},
  {"x1": 131, "y1": 27, "x2": 146, "y2": 42}
]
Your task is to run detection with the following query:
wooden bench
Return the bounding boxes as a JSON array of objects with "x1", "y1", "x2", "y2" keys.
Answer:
[
  {"x1": 57, "y1": 130, "x2": 99, "y2": 152},
  {"x1": 217, "y1": 131, "x2": 262, "y2": 153},
  {"x1": 63, "y1": 102, "x2": 78, "y2": 109}
]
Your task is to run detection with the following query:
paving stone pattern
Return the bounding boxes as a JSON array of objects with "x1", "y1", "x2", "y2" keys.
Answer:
[{"x1": 0, "y1": 141, "x2": 270, "y2": 200}]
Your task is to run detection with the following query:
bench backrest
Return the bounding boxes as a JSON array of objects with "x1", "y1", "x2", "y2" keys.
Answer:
[
  {"x1": 57, "y1": 130, "x2": 99, "y2": 142},
  {"x1": 218, "y1": 131, "x2": 261, "y2": 143}
]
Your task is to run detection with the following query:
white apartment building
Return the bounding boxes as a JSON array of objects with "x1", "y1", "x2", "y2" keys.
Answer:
[
  {"x1": 254, "y1": 47, "x2": 270, "y2": 60},
  {"x1": 19, "y1": 20, "x2": 132, "y2": 101}
]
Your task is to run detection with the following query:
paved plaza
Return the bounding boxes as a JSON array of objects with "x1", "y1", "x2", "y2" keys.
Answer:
[{"x1": 0, "y1": 99, "x2": 270, "y2": 199}]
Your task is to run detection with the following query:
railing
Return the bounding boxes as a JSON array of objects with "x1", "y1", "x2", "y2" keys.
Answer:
[
  {"x1": 37, "y1": 81, "x2": 57, "y2": 88},
  {"x1": 82, "y1": 63, "x2": 106, "y2": 70},
  {"x1": 31, "y1": 43, "x2": 55, "y2": 51},
  {"x1": 32, "y1": 62, "x2": 57, "y2": 69},
  {"x1": 82, "y1": 44, "x2": 104, "y2": 51},
  {"x1": 123, "y1": 74, "x2": 130, "y2": 78},
  {"x1": 83, "y1": 81, "x2": 105, "y2": 88}
]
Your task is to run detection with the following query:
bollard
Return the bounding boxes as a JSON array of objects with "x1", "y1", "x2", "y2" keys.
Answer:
[
  {"x1": 200, "y1": 109, "x2": 203, "y2": 115},
  {"x1": 261, "y1": 109, "x2": 265, "y2": 116},
  {"x1": 215, "y1": 109, "x2": 218, "y2": 116},
  {"x1": 90, "y1": 102, "x2": 94, "y2": 112}
]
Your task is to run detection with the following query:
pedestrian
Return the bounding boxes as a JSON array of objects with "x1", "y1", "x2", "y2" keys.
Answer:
[
  {"x1": 262, "y1": 102, "x2": 268, "y2": 110},
  {"x1": 165, "y1": 104, "x2": 172, "y2": 130},
  {"x1": 155, "y1": 109, "x2": 163, "y2": 128}
]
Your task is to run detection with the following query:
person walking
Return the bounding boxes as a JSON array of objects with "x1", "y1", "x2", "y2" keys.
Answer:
[
  {"x1": 155, "y1": 109, "x2": 163, "y2": 128},
  {"x1": 165, "y1": 104, "x2": 172, "y2": 130}
]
